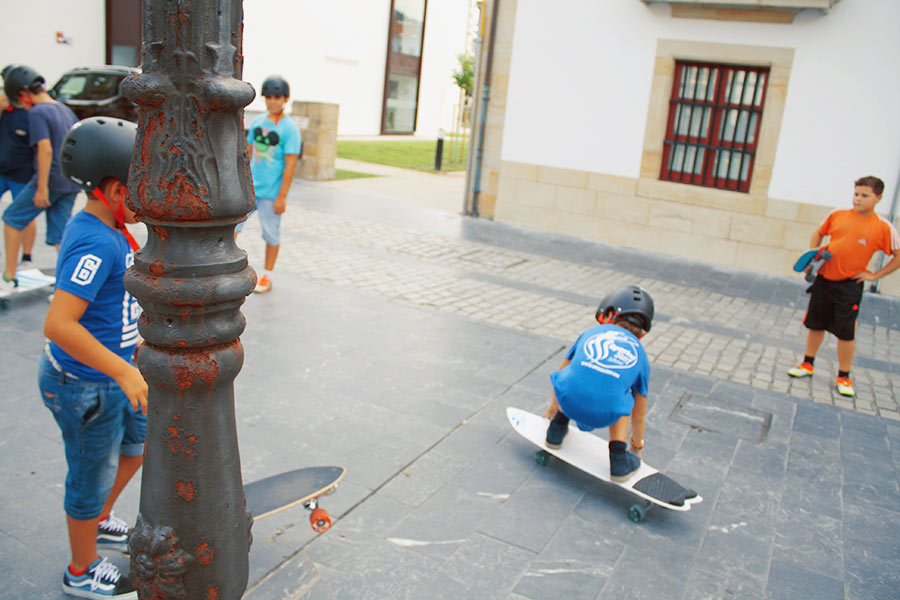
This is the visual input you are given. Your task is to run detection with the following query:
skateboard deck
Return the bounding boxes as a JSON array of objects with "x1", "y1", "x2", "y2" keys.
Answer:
[
  {"x1": 244, "y1": 466, "x2": 344, "y2": 532},
  {"x1": 0, "y1": 268, "x2": 56, "y2": 309},
  {"x1": 792, "y1": 248, "x2": 832, "y2": 282},
  {"x1": 507, "y1": 407, "x2": 701, "y2": 521}
]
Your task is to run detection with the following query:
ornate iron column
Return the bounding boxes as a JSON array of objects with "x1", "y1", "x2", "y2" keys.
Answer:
[{"x1": 122, "y1": 1, "x2": 256, "y2": 598}]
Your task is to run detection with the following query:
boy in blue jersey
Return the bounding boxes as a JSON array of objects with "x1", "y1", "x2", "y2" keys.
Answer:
[
  {"x1": 1, "y1": 65, "x2": 80, "y2": 290},
  {"x1": 239, "y1": 75, "x2": 301, "y2": 293},
  {"x1": 42, "y1": 117, "x2": 144, "y2": 599},
  {"x1": 543, "y1": 285, "x2": 654, "y2": 482}
]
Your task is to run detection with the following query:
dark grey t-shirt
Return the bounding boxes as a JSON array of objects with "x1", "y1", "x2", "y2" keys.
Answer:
[{"x1": 28, "y1": 101, "x2": 80, "y2": 194}]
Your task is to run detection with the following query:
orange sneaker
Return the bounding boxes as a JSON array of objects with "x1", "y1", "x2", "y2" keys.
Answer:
[
  {"x1": 787, "y1": 361, "x2": 814, "y2": 378},
  {"x1": 254, "y1": 274, "x2": 272, "y2": 294},
  {"x1": 836, "y1": 376, "x2": 855, "y2": 397}
]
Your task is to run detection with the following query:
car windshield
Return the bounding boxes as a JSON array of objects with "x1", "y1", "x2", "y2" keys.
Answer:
[{"x1": 52, "y1": 73, "x2": 124, "y2": 102}]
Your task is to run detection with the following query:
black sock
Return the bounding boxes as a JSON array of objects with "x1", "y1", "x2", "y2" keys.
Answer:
[
  {"x1": 838, "y1": 370, "x2": 850, "y2": 378},
  {"x1": 21, "y1": 253, "x2": 31, "y2": 262},
  {"x1": 609, "y1": 440, "x2": 627, "y2": 453},
  {"x1": 804, "y1": 356, "x2": 815, "y2": 365},
  {"x1": 552, "y1": 412, "x2": 569, "y2": 426}
]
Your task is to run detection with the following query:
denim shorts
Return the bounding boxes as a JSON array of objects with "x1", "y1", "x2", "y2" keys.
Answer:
[
  {"x1": 39, "y1": 353, "x2": 146, "y2": 520},
  {"x1": 235, "y1": 197, "x2": 282, "y2": 245},
  {"x1": 0, "y1": 176, "x2": 27, "y2": 202},
  {"x1": 2, "y1": 185, "x2": 77, "y2": 245}
]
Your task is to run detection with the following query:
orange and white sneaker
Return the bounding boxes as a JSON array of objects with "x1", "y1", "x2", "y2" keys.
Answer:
[
  {"x1": 787, "y1": 361, "x2": 814, "y2": 378},
  {"x1": 836, "y1": 376, "x2": 855, "y2": 397},
  {"x1": 254, "y1": 274, "x2": 272, "y2": 294}
]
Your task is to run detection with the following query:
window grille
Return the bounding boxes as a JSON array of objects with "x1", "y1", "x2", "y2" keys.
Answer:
[{"x1": 660, "y1": 61, "x2": 769, "y2": 193}]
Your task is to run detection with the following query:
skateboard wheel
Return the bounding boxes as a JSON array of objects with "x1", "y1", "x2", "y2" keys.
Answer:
[
  {"x1": 534, "y1": 450, "x2": 550, "y2": 466},
  {"x1": 628, "y1": 504, "x2": 646, "y2": 523},
  {"x1": 310, "y1": 507, "x2": 331, "y2": 533}
]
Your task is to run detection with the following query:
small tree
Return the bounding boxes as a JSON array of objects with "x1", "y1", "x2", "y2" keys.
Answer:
[{"x1": 452, "y1": 53, "x2": 475, "y2": 98}]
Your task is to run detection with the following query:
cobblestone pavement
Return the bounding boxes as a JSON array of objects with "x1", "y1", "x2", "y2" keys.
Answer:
[{"x1": 239, "y1": 182, "x2": 900, "y2": 420}]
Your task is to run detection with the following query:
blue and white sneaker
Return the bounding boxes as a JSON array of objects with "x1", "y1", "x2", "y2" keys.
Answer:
[
  {"x1": 62, "y1": 557, "x2": 136, "y2": 599},
  {"x1": 97, "y1": 512, "x2": 130, "y2": 554}
]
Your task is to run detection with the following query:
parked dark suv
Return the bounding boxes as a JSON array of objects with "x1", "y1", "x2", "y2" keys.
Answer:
[{"x1": 49, "y1": 65, "x2": 140, "y2": 122}]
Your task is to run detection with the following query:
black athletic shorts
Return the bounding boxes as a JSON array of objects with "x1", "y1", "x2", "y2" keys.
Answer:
[{"x1": 803, "y1": 275, "x2": 863, "y2": 341}]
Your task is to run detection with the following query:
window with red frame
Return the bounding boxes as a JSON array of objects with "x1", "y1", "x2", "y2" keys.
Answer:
[{"x1": 660, "y1": 61, "x2": 769, "y2": 193}]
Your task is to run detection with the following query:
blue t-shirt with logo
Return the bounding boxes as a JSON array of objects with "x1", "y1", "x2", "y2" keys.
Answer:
[
  {"x1": 27, "y1": 101, "x2": 80, "y2": 194},
  {"x1": 246, "y1": 113, "x2": 301, "y2": 200},
  {"x1": 50, "y1": 212, "x2": 141, "y2": 381},
  {"x1": 550, "y1": 324, "x2": 650, "y2": 430}
]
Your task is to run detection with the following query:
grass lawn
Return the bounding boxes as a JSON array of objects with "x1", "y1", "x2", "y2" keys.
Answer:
[
  {"x1": 337, "y1": 138, "x2": 469, "y2": 173},
  {"x1": 333, "y1": 168, "x2": 379, "y2": 180}
]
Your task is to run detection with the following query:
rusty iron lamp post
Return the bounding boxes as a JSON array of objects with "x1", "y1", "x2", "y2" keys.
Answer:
[{"x1": 122, "y1": 1, "x2": 256, "y2": 598}]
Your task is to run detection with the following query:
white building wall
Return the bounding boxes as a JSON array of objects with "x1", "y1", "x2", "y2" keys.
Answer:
[
  {"x1": 502, "y1": 0, "x2": 900, "y2": 211},
  {"x1": 244, "y1": 0, "x2": 469, "y2": 136},
  {"x1": 417, "y1": 0, "x2": 472, "y2": 137},
  {"x1": 243, "y1": 0, "x2": 390, "y2": 135},
  {"x1": 0, "y1": 1, "x2": 468, "y2": 137},
  {"x1": 0, "y1": 0, "x2": 106, "y2": 88}
]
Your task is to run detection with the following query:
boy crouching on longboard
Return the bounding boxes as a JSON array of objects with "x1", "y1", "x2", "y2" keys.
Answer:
[{"x1": 544, "y1": 285, "x2": 654, "y2": 482}]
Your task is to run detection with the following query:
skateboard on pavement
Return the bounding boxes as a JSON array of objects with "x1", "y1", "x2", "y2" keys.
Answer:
[
  {"x1": 0, "y1": 268, "x2": 55, "y2": 309},
  {"x1": 507, "y1": 407, "x2": 702, "y2": 522},
  {"x1": 792, "y1": 247, "x2": 832, "y2": 283},
  {"x1": 244, "y1": 466, "x2": 345, "y2": 532}
]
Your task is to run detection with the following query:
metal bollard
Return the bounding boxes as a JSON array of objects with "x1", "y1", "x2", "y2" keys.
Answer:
[{"x1": 435, "y1": 130, "x2": 444, "y2": 171}]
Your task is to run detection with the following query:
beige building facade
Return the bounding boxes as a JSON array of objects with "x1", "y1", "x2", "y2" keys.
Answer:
[{"x1": 467, "y1": 0, "x2": 900, "y2": 296}]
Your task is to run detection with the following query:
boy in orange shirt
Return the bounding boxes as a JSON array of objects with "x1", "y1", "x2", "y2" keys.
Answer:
[{"x1": 788, "y1": 176, "x2": 900, "y2": 396}]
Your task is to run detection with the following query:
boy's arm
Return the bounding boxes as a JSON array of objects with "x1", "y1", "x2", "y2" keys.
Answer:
[
  {"x1": 810, "y1": 230, "x2": 824, "y2": 249},
  {"x1": 273, "y1": 153, "x2": 298, "y2": 215},
  {"x1": 630, "y1": 393, "x2": 647, "y2": 457},
  {"x1": 542, "y1": 358, "x2": 571, "y2": 419},
  {"x1": 852, "y1": 253, "x2": 900, "y2": 283},
  {"x1": 33, "y1": 138, "x2": 53, "y2": 208},
  {"x1": 44, "y1": 289, "x2": 148, "y2": 414}
]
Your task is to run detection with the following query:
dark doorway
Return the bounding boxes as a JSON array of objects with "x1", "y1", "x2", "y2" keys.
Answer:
[{"x1": 106, "y1": 0, "x2": 141, "y2": 67}]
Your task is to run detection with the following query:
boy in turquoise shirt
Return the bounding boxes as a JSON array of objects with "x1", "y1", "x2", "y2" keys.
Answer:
[{"x1": 240, "y1": 75, "x2": 301, "y2": 293}]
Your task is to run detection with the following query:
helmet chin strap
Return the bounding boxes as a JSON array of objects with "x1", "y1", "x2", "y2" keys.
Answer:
[
  {"x1": 92, "y1": 188, "x2": 139, "y2": 251},
  {"x1": 599, "y1": 311, "x2": 647, "y2": 339}
]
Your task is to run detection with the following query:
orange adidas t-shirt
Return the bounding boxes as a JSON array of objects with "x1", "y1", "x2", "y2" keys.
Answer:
[{"x1": 817, "y1": 209, "x2": 900, "y2": 281}]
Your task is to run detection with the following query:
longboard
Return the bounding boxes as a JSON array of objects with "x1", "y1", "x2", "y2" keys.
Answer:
[
  {"x1": 244, "y1": 466, "x2": 345, "y2": 533},
  {"x1": 507, "y1": 407, "x2": 701, "y2": 522},
  {"x1": 0, "y1": 268, "x2": 55, "y2": 309},
  {"x1": 792, "y1": 248, "x2": 832, "y2": 283}
]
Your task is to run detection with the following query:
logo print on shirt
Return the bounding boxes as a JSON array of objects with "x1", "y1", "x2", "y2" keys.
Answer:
[
  {"x1": 71, "y1": 254, "x2": 102, "y2": 286},
  {"x1": 252, "y1": 126, "x2": 280, "y2": 163},
  {"x1": 582, "y1": 330, "x2": 640, "y2": 371},
  {"x1": 857, "y1": 238, "x2": 867, "y2": 246}
]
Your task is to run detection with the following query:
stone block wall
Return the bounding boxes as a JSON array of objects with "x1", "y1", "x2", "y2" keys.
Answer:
[
  {"x1": 291, "y1": 101, "x2": 339, "y2": 181},
  {"x1": 494, "y1": 161, "x2": 900, "y2": 297}
]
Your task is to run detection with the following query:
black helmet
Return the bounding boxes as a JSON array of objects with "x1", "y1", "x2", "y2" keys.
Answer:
[
  {"x1": 261, "y1": 75, "x2": 289, "y2": 97},
  {"x1": 595, "y1": 285, "x2": 655, "y2": 333},
  {"x1": 61, "y1": 117, "x2": 137, "y2": 190},
  {"x1": 2, "y1": 64, "x2": 45, "y2": 98}
]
